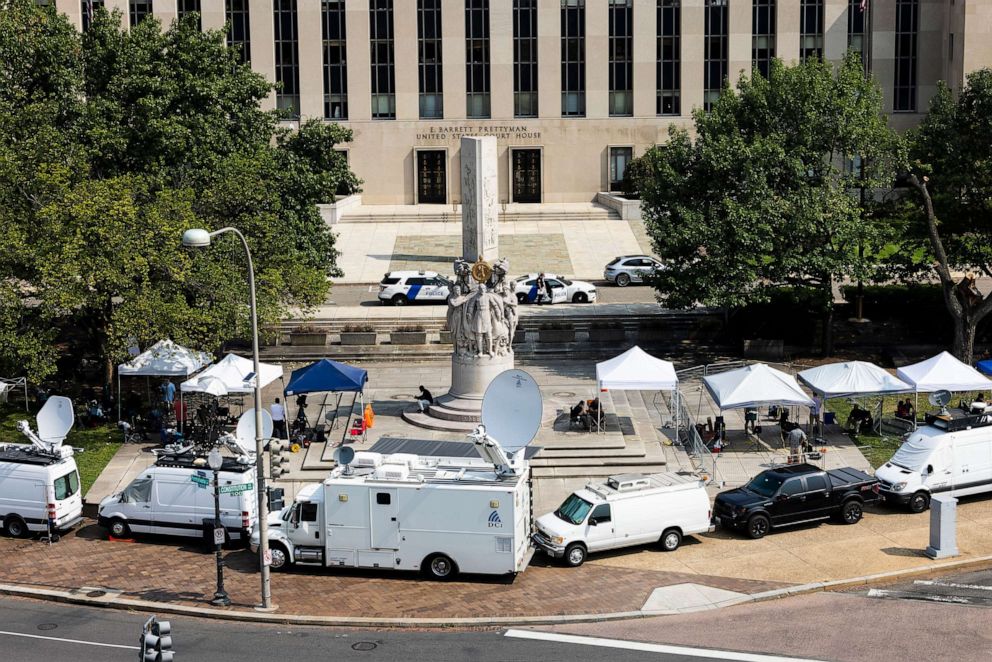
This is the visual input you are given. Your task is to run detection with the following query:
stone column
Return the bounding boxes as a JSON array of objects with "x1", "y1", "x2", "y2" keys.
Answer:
[{"x1": 460, "y1": 136, "x2": 499, "y2": 263}]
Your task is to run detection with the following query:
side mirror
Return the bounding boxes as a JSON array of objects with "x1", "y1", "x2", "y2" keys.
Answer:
[
  {"x1": 588, "y1": 518, "x2": 598, "y2": 526},
  {"x1": 776, "y1": 493, "x2": 790, "y2": 502}
]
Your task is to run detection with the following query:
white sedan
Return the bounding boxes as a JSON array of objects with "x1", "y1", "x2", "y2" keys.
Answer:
[{"x1": 510, "y1": 274, "x2": 597, "y2": 304}]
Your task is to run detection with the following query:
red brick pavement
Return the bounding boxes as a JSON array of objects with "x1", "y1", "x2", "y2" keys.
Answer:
[{"x1": 0, "y1": 522, "x2": 789, "y2": 618}]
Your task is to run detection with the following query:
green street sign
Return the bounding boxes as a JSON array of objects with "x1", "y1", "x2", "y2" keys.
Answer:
[
  {"x1": 190, "y1": 475, "x2": 210, "y2": 487},
  {"x1": 219, "y1": 482, "x2": 254, "y2": 495}
]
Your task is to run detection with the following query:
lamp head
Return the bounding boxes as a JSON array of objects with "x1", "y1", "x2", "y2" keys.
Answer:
[
  {"x1": 207, "y1": 447, "x2": 223, "y2": 471},
  {"x1": 182, "y1": 228, "x2": 212, "y2": 248}
]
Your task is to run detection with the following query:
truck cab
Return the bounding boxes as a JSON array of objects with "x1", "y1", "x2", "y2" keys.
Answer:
[{"x1": 262, "y1": 483, "x2": 324, "y2": 568}]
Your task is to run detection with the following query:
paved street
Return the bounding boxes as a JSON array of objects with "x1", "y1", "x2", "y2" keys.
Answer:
[
  {"x1": 326, "y1": 281, "x2": 658, "y2": 307},
  {"x1": 0, "y1": 597, "x2": 808, "y2": 662}
]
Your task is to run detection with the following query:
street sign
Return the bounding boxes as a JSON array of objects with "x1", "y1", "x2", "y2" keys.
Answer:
[
  {"x1": 213, "y1": 527, "x2": 226, "y2": 545},
  {"x1": 262, "y1": 549, "x2": 272, "y2": 566},
  {"x1": 219, "y1": 482, "x2": 253, "y2": 495},
  {"x1": 190, "y1": 475, "x2": 210, "y2": 488}
]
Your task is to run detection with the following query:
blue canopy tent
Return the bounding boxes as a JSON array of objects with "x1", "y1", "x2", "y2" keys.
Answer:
[
  {"x1": 284, "y1": 359, "x2": 368, "y2": 439},
  {"x1": 977, "y1": 359, "x2": 992, "y2": 377}
]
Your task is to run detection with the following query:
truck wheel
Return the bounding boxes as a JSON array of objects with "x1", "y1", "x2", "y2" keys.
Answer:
[
  {"x1": 661, "y1": 528, "x2": 682, "y2": 552},
  {"x1": 564, "y1": 543, "x2": 587, "y2": 567},
  {"x1": 108, "y1": 518, "x2": 131, "y2": 539},
  {"x1": 423, "y1": 554, "x2": 457, "y2": 580},
  {"x1": 840, "y1": 500, "x2": 863, "y2": 524},
  {"x1": 3, "y1": 516, "x2": 27, "y2": 538},
  {"x1": 909, "y1": 492, "x2": 931, "y2": 514},
  {"x1": 746, "y1": 514, "x2": 770, "y2": 540},
  {"x1": 269, "y1": 544, "x2": 289, "y2": 571}
]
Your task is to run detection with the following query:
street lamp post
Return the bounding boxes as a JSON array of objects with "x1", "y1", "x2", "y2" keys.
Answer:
[
  {"x1": 207, "y1": 447, "x2": 230, "y2": 607},
  {"x1": 182, "y1": 227, "x2": 274, "y2": 611}
]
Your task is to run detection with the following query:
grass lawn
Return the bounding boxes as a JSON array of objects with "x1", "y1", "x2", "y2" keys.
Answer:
[{"x1": 0, "y1": 405, "x2": 121, "y2": 495}]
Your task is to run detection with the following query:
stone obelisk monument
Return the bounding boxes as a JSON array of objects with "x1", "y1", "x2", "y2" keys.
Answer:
[{"x1": 404, "y1": 136, "x2": 517, "y2": 432}]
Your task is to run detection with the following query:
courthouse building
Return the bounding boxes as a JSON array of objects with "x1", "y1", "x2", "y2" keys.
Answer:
[{"x1": 56, "y1": 1, "x2": 992, "y2": 206}]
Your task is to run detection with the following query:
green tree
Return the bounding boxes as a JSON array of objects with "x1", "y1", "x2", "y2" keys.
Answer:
[
  {"x1": 638, "y1": 54, "x2": 900, "y2": 354},
  {"x1": 904, "y1": 70, "x2": 992, "y2": 362},
  {"x1": 0, "y1": 1, "x2": 359, "y2": 382}
]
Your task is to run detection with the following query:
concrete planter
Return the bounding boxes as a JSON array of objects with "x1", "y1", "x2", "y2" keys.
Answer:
[
  {"x1": 588, "y1": 327, "x2": 626, "y2": 342},
  {"x1": 439, "y1": 330, "x2": 453, "y2": 344},
  {"x1": 538, "y1": 328, "x2": 575, "y2": 343},
  {"x1": 289, "y1": 332, "x2": 327, "y2": 346},
  {"x1": 340, "y1": 332, "x2": 378, "y2": 346},
  {"x1": 391, "y1": 331, "x2": 428, "y2": 345}
]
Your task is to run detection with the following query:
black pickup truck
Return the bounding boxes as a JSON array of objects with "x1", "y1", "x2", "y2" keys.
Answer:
[{"x1": 713, "y1": 464, "x2": 881, "y2": 539}]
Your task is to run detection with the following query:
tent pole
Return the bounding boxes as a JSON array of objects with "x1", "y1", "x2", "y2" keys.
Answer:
[{"x1": 117, "y1": 373, "x2": 121, "y2": 422}]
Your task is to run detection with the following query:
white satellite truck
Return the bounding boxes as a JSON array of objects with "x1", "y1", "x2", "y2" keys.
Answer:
[
  {"x1": 252, "y1": 369, "x2": 541, "y2": 579},
  {"x1": 877, "y1": 390, "x2": 992, "y2": 513},
  {"x1": 0, "y1": 396, "x2": 83, "y2": 539}
]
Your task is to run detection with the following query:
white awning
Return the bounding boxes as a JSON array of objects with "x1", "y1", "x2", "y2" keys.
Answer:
[
  {"x1": 704, "y1": 363, "x2": 813, "y2": 410},
  {"x1": 797, "y1": 361, "x2": 912, "y2": 399},
  {"x1": 180, "y1": 353, "x2": 283, "y2": 394},
  {"x1": 118, "y1": 339, "x2": 212, "y2": 377},
  {"x1": 596, "y1": 346, "x2": 678, "y2": 391},
  {"x1": 896, "y1": 351, "x2": 992, "y2": 393}
]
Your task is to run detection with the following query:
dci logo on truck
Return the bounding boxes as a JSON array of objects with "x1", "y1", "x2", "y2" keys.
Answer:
[{"x1": 488, "y1": 510, "x2": 503, "y2": 528}]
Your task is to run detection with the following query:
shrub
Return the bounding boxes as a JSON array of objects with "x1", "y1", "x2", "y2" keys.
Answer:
[
  {"x1": 342, "y1": 323, "x2": 374, "y2": 333},
  {"x1": 394, "y1": 324, "x2": 426, "y2": 333}
]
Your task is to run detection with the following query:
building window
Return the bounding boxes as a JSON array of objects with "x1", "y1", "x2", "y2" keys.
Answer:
[
  {"x1": 274, "y1": 0, "x2": 300, "y2": 119},
  {"x1": 322, "y1": 0, "x2": 348, "y2": 120},
  {"x1": 608, "y1": 0, "x2": 633, "y2": 117},
  {"x1": 847, "y1": 0, "x2": 867, "y2": 65},
  {"x1": 752, "y1": 0, "x2": 775, "y2": 79},
  {"x1": 561, "y1": 0, "x2": 585, "y2": 117},
  {"x1": 178, "y1": 0, "x2": 201, "y2": 29},
  {"x1": 129, "y1": 0, "x2": 152, "y2": 26},
  {"x1": 657, "y1": 0, "x2": 680, "y2": 116},
  {"x1": 948, "y1": 33, "x2": 954, "y2": 61},
  {"x1": 418, "y1": 0, "x2": 443, "y2": 119},
  {"x1": 893, "y1": 0, "x2": 918, "y2": 112},
  {"x1": 609, "y1": 147, "x2": 633, "y2": 192},
  {"x1": 370, "y1": 0, "x2": 396, "y2": 119},
  {"x1": 226, "y1": 0, "x2": 251, "y2": 64},
  {"x1": 800, "y1": 0, "x2": 824, "y2": 62},
  {"x1": 81, "y1": 0, "x2": 105, "y2": 32},
  {"x1": 704, "y1": 0, "x2": 728, "y2": 112},
  {"x1": 465, "y1": 0, "x2": 491, "y2": 119},
  {"x1": 513, "y1": 0, "x2": 538, "y2": 118}
]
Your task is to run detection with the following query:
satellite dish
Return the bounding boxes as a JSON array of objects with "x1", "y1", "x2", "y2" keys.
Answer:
[
  {"x1": 233, "y1": 408, "x2": 274, "y2": 455},
  {"x1": 929, "y1": 390, "x2": 952, "y2": 408},
  {"x1": 36, "y1": 396, "x2": 74, "y2": 448},
  {"x1": 481, "y1": 369, "x2": 543, "y2": 454},
  {"x1": 333, "y1": 446, "x2": 355, "y2": 466}
]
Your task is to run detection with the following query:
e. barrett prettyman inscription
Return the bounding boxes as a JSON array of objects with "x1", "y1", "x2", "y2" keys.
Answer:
[{"x1": 416, "y1": 125, "x2": 542, "y2": 141}]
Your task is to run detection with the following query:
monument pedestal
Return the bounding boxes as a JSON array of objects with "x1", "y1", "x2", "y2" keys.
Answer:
[{"x1": 402, "y1": 352, "x2": 514, "y2": 432}]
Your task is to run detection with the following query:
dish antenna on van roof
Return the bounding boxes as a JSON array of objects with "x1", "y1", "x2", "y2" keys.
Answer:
[
  {"x1": 333, "y1": 446, "x2": 355, "y2": 474},
  {"x1": 929, "y1": 389, "x2": 952, "y2": 415},
  {"x1": 223, "y1": 408, "x2": 273, "y2": 457},
  {"x1": 16, "y1": 396, "x2": 74, "y2": 455},
  {"x1": 472, "y1": 369, "x2": 543, "y2": 476}
]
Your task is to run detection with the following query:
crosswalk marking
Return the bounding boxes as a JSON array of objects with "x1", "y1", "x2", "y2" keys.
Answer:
[{"x1": 913, "y1": 580, "x2": 992, "y2": 592}]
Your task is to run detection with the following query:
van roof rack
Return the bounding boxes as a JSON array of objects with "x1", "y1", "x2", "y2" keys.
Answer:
[
  {"x1": 0, "y1": 445, "x2": 68, "y2": 466},
  {"x1": 925, "y1": 410, "x2": 992, "y2": 432},
  {"x1": 153, "y1": 452, "x2": 253, "y2": 473}
]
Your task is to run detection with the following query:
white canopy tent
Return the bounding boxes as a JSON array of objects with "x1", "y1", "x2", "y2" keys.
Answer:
[
  {"x1": 704, "y1": 363, "x2": 814, "y2": 410},
  {"x1": 797, "y1": 361, "x2": 912, "y2": 399},
  {"x1": 596, "y1": 346, "x2": 678, "y2": 391},
  {"x1": 896, "y1": 351, "x2": 992, "y2": 393},
  {"x1": 117, "y1": 339, "x2": 213, "y2": 422},
  {"x1": 595, "y1": 346, "x2": 680, "y2": 434},
  {"x1": 180, "y1": 353, "x2": 283, "y2": 395},
  {"x1": 0, "y1": 377, "x2": 28, "y2": 411}
]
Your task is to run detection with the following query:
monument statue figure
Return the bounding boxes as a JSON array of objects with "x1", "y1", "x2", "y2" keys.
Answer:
[{"x1": 469, "y1": 284, "x2": 495, "y2": 358}]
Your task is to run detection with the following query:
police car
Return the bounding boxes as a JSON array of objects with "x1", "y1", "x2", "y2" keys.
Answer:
[
  {"x1": 511, "y1": 274, "x2": 597, "y2": 304},
  {"x1": 378, "y1": 271, "x2": 452, "y2": 306}
]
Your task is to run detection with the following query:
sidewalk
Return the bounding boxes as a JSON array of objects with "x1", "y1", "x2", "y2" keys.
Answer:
[{"x1": 84, "y1": 442, "x2": 158, "y2": 507}]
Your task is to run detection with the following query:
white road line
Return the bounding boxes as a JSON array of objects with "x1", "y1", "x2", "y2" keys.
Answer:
[
  {"x1": 914, "y1": 580, "x2": 992, "y2": 592},
  {"x1": 504, "y1": 629, "x2": 829, "y2": 662},
  {"x1": 868, "y1": 589, "x2": 971, "y2": 604},
  {"x1": 0, "y1": 630, "x2": 140, "y2": 650}
]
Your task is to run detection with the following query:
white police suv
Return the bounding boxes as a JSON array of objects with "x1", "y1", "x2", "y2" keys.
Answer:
[
  {"x1": 511, "y1": 274, "x2": 597, "y2": 304},
  {"x1": 378, "y1": 271, "x2": 452, "y2": 306}
]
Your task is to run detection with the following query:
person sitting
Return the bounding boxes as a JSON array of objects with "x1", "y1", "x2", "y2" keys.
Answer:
[
  {"x1": 416, "y1": 385, "x2": 434, "y2": 413},
  {"x1": 905, "y1": 400, "x2": 916, "y2": 421},
  {"x1": 570, "y1": 400, "x2": 589, "y2": 430},
  {"x1": 86, "y1": 400, "x2": 105, "y2": 427},
  {"x1": 895, "y1": 400, "x2": 909, "y2": 420},
  {"x1": 588, "y1": 398, "x2": 602, "y2": 430},
  {"x1": 846, "y1": 404, "x2": 868, "y2": 432}
]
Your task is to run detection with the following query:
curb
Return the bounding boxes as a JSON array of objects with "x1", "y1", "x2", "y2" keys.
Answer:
[{"x1": 3, "y1": 554, "x2": 992, "y2": 628}]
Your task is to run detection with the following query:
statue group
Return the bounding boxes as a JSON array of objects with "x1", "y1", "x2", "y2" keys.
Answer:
[{"x1": 446, "y1": 257, "x2": 518, "y2": 359}]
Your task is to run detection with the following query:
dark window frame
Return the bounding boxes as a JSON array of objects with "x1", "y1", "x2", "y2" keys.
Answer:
[
  {"x1": 847, "y1": 0, "x2": 867, "y2": 67},
  {"x1": 274, "y1": 0, "x2": 301, "y2": 119},
  {"x1": 177, "y1": 0, "x2": 201, "y2": 29},
  {"x1": 322, "y1": 0, "x2": 348, "y2": 120},
  {"x1": 513, "y1": 0, "x2": 538, "y2": 118},
  {"x1": 800, "y1": 0, "x2": 824, "y2": 62},
  {"x1": 128, "y1": 0, "x2": 152, "y2": 27},
  {"x1": 370, "y1": 0, "x2": 396, "y2": 119},
  {"x1": 81, "y1": 0, "x2": 105, "y2": 32},
  {"x1": 561, "y1": 0, "x2": 586, "y2": 117},
  {"x1": 751, "y1": 0, "x2": 775, "y2": 79},
  {"x1": 418, "y1": 0, "x2": 444, "y2": 119},
  {"x1": 465, "y1": 0, "x2": 491, "y2": 119},
  {"x1": 703, "y1": 0, "x2": 728, "y2": 112},
  {"x1": 893, "y1": 0, "x2": 918, "y2": 112},
  {"x1": 608, "y1": 0, "x2": 633, "y2": 117},
  {"x1": 656, "y1": 0, "x2": 680, "y2": 116},
  {"x1": 226, "y1": 0, "x2": 251, "y2": 64}
]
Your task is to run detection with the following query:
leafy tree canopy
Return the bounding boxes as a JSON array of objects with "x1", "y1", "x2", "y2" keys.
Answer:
[
  {"x1": 636, "y1": 54, "x2": 900, "y2": 353},
  {"x1": 0, "y1": 2, "x2": 359, "y2": 382}
]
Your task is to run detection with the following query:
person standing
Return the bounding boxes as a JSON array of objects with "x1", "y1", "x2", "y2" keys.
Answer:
[
  {"x1": 787, "y1": 425, "x2": 808, "y2": 464},
  {"x1": 271, "y1": 397, "x2": 287, "y2": 439},
  {"x1": 161, "y1": 379, "x2": 176, "y2": 405},
  {"x1": 535, "y1": 273, "x2": 547, "y2": 304}
]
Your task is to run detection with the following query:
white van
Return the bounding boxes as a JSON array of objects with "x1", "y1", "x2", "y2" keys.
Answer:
[
  {"x1": 532, "y1": 472, "x2": 711, "y2": 567},
  {"x1": 0, "y1": 445, "x2": 83, "y2": 538},
  {"x1": 877, "y1": 412, "x2": 992, "y2": 513},
  {"x1": 98, "y1": 452, "x2": 257, "y2": 544}
]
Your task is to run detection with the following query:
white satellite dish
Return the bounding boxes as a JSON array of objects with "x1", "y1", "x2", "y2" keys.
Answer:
[
  {"x1": 481, "y1": 369, "x2": 543, "y2": 454},
  {"x1": 928, "y1": 390, "x2": 952, "y2": 408},
  {"x1": 333, "y1": 446, "x2": 355, "y2": 466},
  {"x1": 233, "y1": 408, "x2": 274, "y2": 456},
  {"x1": 36, "y1": 396, "x2": 74, "y2": 449}
]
